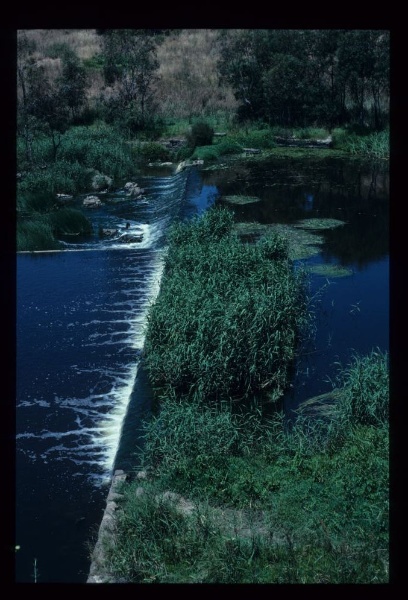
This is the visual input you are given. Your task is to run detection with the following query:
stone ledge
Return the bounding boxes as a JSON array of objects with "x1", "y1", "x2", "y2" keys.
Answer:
[{"x1": 87, "y1": 470, "x2": 127, "y2": 584}]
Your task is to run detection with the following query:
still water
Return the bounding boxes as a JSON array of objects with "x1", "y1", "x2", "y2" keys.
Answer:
[{"x1": 16, "y1": 155, "x2": 388, "y2": 582}]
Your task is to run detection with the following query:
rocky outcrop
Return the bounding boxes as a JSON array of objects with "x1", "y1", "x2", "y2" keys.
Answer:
[
  {"x1": 118, "y1": 233, "x2": 144, "y2": 243},
  {"x1": 83, "y1": 196, "x2": 103, "y2": 208}
]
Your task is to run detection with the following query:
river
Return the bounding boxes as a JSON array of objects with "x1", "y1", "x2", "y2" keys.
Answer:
[{"x1": 15, "y1": 155, "x2": 389, "y2": 582}]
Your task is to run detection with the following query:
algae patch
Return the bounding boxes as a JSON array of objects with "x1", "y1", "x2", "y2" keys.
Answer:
[
  {"x1": 307, "y1": 264, "x2": 353, "y2": 278},
  {"x1": 234, "y1": 221, "x2": 324, "y2": 260},
  {"x1": 294, "y1": 218, "x2": 346, "y2": 230},
  {"x1": 222, "y1": 195, "x2": 261, "y2": 205}
]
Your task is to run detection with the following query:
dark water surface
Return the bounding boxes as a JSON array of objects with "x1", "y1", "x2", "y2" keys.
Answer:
[{"x1": 15, "y1": 155, "x2": 388, "y2": 582}]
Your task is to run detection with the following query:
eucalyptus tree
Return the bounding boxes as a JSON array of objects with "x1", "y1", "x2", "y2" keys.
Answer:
[
  {"x1": 17, "y1": 33, "x2": 84, "y2": 164},
  {"x1": 337, "y1": 30, "x2": 390, "y2": 129},
  {"x1": 100, "y1": 29, "x2": 160, "y2": 131},
  {"x1": 58, "y1": 46, "x2": 88, "y2": 122},
  {"x1": 217, "y1": 29, "x2": 390, "y2": 130}
]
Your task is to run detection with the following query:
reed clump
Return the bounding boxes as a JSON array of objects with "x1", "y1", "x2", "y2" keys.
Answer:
[{"x1": 143, "y1": 207, "x2": 308, "y2": 404}]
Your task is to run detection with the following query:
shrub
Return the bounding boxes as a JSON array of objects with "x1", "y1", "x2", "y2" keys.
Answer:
[
  {"x1": 334, "y1": 349, "x2": 389, "y2": 427},
  {"x1": 136, "y1": 142, "x2": 171, "y2": 163},
  {"x1": 48, "y1": 208, "x2": 93, "y2": 237},
  {"x1": 187, "y1": 121, "x2": 214, "y2": 149},
  {"x1": 57, "y1": 123, "x2": 135, "y2": 180},
  {"x1": 17, "y1": 190, "x2": 56, "y2": 214},
  {"x1": 191, "y1": 146, "x2": 220, "y2": 162},
  {"x1": 17, "y1": 217, "x2": 60, "y2": 252}
]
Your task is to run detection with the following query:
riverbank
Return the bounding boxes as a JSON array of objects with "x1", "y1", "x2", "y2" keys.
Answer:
[{"x1": 90, "y1": 351, "x2": 388, "y2": 584}]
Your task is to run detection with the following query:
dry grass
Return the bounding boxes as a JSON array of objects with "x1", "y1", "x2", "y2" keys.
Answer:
[
  {"x1": 155, "y1": 29, "x2": 238, "y2": 119},
  {"x1": 17, "y1": 29, "x2": 238, "y2": 119},
  {"x1": 20, "y1": 29, "x2": 101, "y2": 60}
]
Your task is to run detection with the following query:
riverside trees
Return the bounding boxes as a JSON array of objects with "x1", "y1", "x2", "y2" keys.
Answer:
[{"x1": 217, "y1": 29, "x2": 389, "y2": 130}]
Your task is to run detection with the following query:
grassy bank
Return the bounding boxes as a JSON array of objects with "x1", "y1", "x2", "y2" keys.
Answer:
[{"x1": 100, "y1": 350, "x2": 388, "y2": 583}]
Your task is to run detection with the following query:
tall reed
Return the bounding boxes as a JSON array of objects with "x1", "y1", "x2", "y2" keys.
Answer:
[{"x1": 143, "y1": 207, "x2": 308, "y2": 404}]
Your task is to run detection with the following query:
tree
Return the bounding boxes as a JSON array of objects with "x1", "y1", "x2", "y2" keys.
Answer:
[
  {"x1": 24, "y1": 62, "x2": 70, "y2": 161},
  {"x1": 58, "y1": 47, "x2": 88, "y2": 122},
  {"x1": 101, "y1": 29, "x2": 160, "y2": 129},
  {"x1": 217, "y1": 29, "x2": 390, "y2": 130}
]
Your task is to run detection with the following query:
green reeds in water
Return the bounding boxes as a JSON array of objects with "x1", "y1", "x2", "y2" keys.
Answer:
[
  {"x1": 17, "y1": 218, "x2": 61, "y2": 252},
  {"x1": 143, "y1": 207, "x2": 308, "y2": 404},
  {"x1": 298, "y1": 349, "x2": 389, "y2": 427}
]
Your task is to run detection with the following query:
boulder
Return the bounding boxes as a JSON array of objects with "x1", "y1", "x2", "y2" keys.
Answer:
[
  {"x1": 124, "y1": 182, "x2": 144, "y2": 197},
  {"x1": 100, "y1": 228, "x2": 117, "y2": 238},
  {"x1": 92, "y1": 172, "x2": 113, "y2": 192},
  {"x1": 118, "y1": 233, "x2": 144, "y2": 244},
  {"x1": 83, "y1": 196, "x2": 102, "y2": 208}
]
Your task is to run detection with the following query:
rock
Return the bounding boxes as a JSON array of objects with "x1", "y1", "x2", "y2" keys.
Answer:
[
  {"x1": 83, "y1": 196, "x2": 102, "y2": 208},
  {"x1": 124, "y1": 182, "x2": 144, "y2": 197},
  {"x1": 161, "y1": 138, "x2": 186, "y2": 150},
  {"x1": 243, "y1": 147, "x2": 261, "y2": 154},
  {"x1": 100, "y1": 228, "x2": 117, "y2": 238},
  {"x1": 175, "y1": 160, "x2": 187, "y2": 173},
  {"x1": 118, "y1": 233, "x2": 144, "y2": 244},
  {"x1": 92, "y1": 172, "x2": 113, "y2": 192}
]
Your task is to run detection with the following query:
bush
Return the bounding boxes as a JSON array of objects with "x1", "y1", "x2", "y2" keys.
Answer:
[
  {"x1": 334, "y1": 349, "x2": 389, "y2": 427},
  {"x1": 136, "y1": 142, "x2": 171, "y2": 163},
  {"x1": 57, "y1": 123, "x2": 135, "y2": 180},
  {"x1": 191, "y1": 146, "x2": 220, "y2": 162},
  {"x1": 48, "y1": 208, "x2": 93, "y2": 237},
  {"x1": 187, "y1": 121, "x2": 214, "y2": 149},
  {"x1": 17, "y1": 190, "x2": 55, "y2": 214}
]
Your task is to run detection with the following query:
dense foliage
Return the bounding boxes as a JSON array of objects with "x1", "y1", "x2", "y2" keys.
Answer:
[
  {"x1": 217, "y1": 30, "x2": 389, "y2": 130},
  {"x1": 143, "y1": 208, "x2": 308, "y2": 403}
]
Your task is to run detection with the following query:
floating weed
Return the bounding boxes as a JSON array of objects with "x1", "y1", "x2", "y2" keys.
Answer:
[
  {"x1": 222, "y1": 195, "x2": 261, "y2": 205},
  {"x1": 233, "y1": 222, "x2": 324, "y2": 261},
  {"x1": 294, "y1": 218, "x2": 346, "y2": 230},
  {"x1": 306, "y1": 264, "x2": 353, "y2": 278}
]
